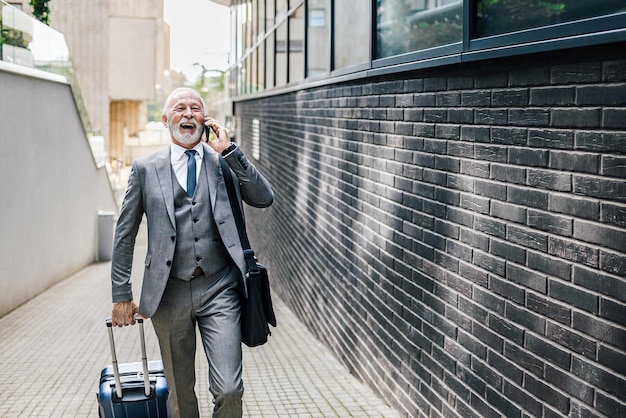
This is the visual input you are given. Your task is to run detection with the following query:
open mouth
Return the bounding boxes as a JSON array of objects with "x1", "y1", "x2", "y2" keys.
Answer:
[{"x1": 180, "y1": 122, "x2": 197, "y2": 131}]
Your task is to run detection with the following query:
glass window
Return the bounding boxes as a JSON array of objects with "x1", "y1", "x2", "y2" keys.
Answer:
[
  {"x1": 276, "y1": 22, "x2": 287, "y2": 86},
  {"x1": 289, "y1": 4, "x2": 305, "y2": 82},
  {"x1": 277, "y1": 0, "x2": 288, "y2": 21},
  {"x1": 266, "y1": 32, "x2": 275, "y2": 89},
  {"x1": 307, "y1": 1, "x2": 331, "y2": 76},
  {"x1": 234, "y1": 2, "x2": 245, "y2": 63},
  {"x1": 257, "y1": 0, "x2": 265, "y2": 89},
  {"x1": 265, "y1": 0, "x2": 276, "y2": 89},
  {"x1": 251, "y1": 0, "x2": 259, "y2": 46},
  {"x1": 309, "y1": 8, "x2": 326, "y2": 27},
  {"x1": 251, "y1": 48, "x2": 259, "y2": 92},
  {"x1": 376, "y1": 0, "x2": 463, "y2": 59},
  {"x1": 244, "y1": 54, "x2": 251, "y2": 94},
  {"x1": 257, "y1": 0, "x2": 265, "y2": 36},
  {"x1": 234, "y1": 2, "x2": 246, "y2": 95},
  {"x1": 245, "y1": 1, "x2": 253, "y2": 52},
  {"x1": 475, "y1": 0, "x2": 626, "y2": 38},
  {"x1": 258, "y1": 31, "x2": 266, "y2": 91},
  {"x1": 266, "y1": 0, "x2": 275, "y2": 28},
  {"x1": 334, "y1": 0, "x2": 370, "y2": 69},
  {"x1": 228, "y1": 0, "x2": 626, "y2": 98}
]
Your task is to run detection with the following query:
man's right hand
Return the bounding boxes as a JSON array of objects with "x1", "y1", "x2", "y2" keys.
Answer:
[{"x1": 111, "y1": 301, "x2": 139, "y2": 327}]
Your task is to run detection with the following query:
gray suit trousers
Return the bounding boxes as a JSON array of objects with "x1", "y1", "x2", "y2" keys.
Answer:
[{"x1": 151, "y1": 264, "x2": 243, "y2": 418}]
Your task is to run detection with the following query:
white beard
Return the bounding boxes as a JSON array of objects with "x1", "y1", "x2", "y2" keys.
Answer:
[{"x1": 169, "y1": 119, "x2": 202, "y2": 145}]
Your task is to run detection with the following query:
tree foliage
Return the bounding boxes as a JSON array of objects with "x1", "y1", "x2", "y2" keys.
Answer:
[{"x1": 30, "y1": 0, "x2": 51, "y2": 25}]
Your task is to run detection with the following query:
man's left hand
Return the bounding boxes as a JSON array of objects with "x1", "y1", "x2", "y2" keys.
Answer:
[{"x1": 204, "y1": 118, "x2": 231, "y2": 154}]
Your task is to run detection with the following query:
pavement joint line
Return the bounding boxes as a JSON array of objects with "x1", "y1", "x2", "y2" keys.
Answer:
[{"x1": 0, "y1": 223, "x2": 399, "y2": 417}]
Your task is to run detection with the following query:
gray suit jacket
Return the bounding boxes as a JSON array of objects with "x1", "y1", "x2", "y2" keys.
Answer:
[{"x1": 111, "y1": 143, "x2": 274, "y2": 318}]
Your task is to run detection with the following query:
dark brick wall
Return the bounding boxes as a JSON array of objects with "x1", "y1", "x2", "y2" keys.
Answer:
[{"x1": 237, "y1": 43, "x2": 626, "y2": 417}]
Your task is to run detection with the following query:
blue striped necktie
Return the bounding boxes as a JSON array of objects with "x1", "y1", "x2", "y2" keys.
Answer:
[{"x1": 184, "y1": 150, "x2": 197, "y2": 197}]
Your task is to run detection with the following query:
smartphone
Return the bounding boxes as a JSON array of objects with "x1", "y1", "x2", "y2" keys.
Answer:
[{"x1": 204, "y1": 124, "x2": 213, "y2": 141}]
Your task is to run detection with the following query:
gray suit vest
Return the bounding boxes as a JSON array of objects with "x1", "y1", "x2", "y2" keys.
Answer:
[{"x1": 169, "y1": 157, "x2": 230, "y2": 281}]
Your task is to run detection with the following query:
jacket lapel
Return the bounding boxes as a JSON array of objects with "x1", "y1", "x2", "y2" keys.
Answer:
[
  {"x1": 154, "y1": 147, "x2": 176, "y2": 229},
  {"x1": 202, "y1": 144, "x2": 223, "y2": 212}
]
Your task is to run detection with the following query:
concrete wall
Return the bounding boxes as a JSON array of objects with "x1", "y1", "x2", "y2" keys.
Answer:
[
  {"x1": 0, "y1": 65, "x2": 118, "y2": 317},
  {"x1": 235, "y1": 42, "x2": 626, "y2": 417}
]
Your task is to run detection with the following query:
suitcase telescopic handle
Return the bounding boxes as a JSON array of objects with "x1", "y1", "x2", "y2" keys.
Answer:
[{"x1": 105, "y1": 316, "x2": 151, "y2": 398}]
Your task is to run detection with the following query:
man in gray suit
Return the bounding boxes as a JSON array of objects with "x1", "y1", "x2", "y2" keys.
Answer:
[{"x1": 110, "y1": 87, "x2": 274, "y2": 417}]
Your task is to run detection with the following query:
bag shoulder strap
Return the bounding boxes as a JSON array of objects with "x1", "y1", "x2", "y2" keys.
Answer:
[{"x1": 219, "y1": 157, "x2": 257, "y2": 272}]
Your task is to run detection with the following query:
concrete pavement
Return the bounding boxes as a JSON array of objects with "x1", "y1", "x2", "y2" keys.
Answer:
[{"x1": 0, "y1": 224, "x2": 400, "y2": 417}]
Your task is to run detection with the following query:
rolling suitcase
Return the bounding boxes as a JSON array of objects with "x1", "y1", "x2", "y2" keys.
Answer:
[{"x1": 97, "y1": 317, "x2": 170, "y2": 418}]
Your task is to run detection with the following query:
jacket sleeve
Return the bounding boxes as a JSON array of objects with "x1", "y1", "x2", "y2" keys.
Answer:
[
  {"x1": 223, "y1": 146, "x2": 274, "y2": 208},
  {"x1": 110, "y1": 160, "x2": 145, "y2": 303}
]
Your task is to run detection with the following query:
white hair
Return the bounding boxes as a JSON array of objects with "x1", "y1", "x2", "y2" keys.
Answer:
[{"x1": 162, "y1": 87, "x2": 206, "y2": 119}]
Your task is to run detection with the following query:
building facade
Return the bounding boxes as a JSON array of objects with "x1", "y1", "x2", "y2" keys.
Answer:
[
  {"x1": 13, "y1": 0, "x2": 169, "y2": 164},
  {"x1": 217, "y1": 1, "x2": 626, "y2": 417}
]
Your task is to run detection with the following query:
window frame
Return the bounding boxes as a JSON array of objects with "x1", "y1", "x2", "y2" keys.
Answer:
[{"x1": 229, "y1": 0, "x2": 626, "y2": 100}]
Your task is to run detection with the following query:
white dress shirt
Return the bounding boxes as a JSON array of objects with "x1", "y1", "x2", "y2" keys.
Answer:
[{"x1": 170, "y1": 142, "x2": 204, "y2": 194}]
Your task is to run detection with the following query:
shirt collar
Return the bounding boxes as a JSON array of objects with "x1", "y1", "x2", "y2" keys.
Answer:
[{"x1": 171, "y1": 142, "x2": 204, "y2": 162}]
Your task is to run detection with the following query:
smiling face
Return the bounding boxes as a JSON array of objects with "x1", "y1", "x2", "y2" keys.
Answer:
[{"x1": 162, "y1": 89, "x2": 206, "y2": 148}]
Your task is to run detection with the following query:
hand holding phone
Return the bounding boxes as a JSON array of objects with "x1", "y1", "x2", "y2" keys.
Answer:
[{"x1": 203, "y1": 117, "x2": 232, "y2": 154}]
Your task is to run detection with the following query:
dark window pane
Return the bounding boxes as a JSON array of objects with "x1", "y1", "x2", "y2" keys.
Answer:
[
  {"x1": 475, "y1": 0, "x2": 626, "y2": 38},
  {"x1": 376, "y1": 0, "x2": 463, "y2": 59}
]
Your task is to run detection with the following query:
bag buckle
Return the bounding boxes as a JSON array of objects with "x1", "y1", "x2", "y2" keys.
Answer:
[{"x1": 243, "y1": 249, "x2": 260, "y2": 275}]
